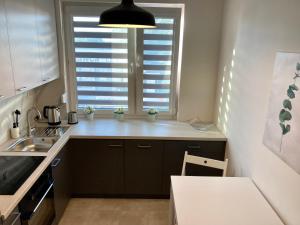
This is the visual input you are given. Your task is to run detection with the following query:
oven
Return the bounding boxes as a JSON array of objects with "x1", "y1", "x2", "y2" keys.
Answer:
[{"x1": 18, "y1": 166, "x2": 55, "y2": 225}]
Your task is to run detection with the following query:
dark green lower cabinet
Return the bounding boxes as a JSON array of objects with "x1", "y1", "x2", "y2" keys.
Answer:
[
  {"x1": 69, "y1": 139, "x2": 124, "y2": 196},
  {"x1": 124, "y1": 140, "x2": 163, "y2": 196},
  {"x1": 52, "y1": 145, "x2": 71, "y2": 225}
]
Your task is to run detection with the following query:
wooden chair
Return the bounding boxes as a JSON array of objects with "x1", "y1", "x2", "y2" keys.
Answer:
[{"x1": 181, "y1": 151, "x2": 229, "y2": 177}]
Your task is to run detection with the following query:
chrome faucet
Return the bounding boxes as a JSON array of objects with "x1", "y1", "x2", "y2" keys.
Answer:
[{"x1": 27, "y1": 107, "x2": 42, "y2": 136}]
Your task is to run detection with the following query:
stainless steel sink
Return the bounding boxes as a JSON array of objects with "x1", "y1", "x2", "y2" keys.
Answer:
[
  {"x1": 4, "y1": 126, "x2": 69, "y2": 153},
  {"x1": 33, "y1": 126, "x2": 69, "y2": 137},
  {"x1": 5, "y1": 137, "x2": 58, "y2": 152}
]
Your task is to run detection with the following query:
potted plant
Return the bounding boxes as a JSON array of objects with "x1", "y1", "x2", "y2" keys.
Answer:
[
  {"x1": 113, "y1": 108, "x2": 125, "y2": 121},
  {"x1": 147, "y1": 108, "x2": 158, "y2": 121},
  {"x1": 84, "y1": 106, "x2": 95, "y2": 120}
]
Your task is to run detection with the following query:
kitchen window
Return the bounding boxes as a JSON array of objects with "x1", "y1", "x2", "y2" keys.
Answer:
[{"x1": 64, "y1": 4, "x2": 184, "y2": 117}]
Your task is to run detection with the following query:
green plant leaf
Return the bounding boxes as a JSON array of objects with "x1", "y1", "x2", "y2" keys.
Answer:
[
  {"x1": 279, "y1": 109, "x2": 292, "y2": 122},
  {"x1": 283, "y1": 99, "x2": 292, "y2": 110},
  {"x1": 284, "y1": 125, "x2": 291, "y2": 135},
  {"x1": 280, "y1": 123, "x2": 291, "y2": 135},
  {"x1": 287, "y1": 87, "x2": 295, "y2": 99},
  {"x1": 289, "y1": 84, "x2": 299, "y2": 91},
  {"x1": 297, "y1": 62, "x2": 300, "y2": 71}
]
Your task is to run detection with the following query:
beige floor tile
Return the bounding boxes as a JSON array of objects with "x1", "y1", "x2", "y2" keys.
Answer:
[
  {"x1": 59, "y1": 198, "x2": 169, "y2": 225},
  {"x1": 59, "y1": 208, "x2": 92, "y2": 225},
  {"x1": 146, "y1": 211, "x2": 169, "y2": 225},
  {"x1": 115, "y1": 199, "x2": 169, "y2": 212},
  {"x1": 87, "y1": 210, "x2": 118, "y2": 225},
  {"x1": 111, "y1": 210, "x2": 148, "y2": 225}
]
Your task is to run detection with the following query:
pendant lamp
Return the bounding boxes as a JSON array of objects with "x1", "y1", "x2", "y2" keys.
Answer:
[{"x1": 99, "y1": 0, "x2": 156, "y2": 28}]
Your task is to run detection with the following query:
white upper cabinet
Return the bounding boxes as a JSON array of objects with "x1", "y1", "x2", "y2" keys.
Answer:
[
  {"x1": 5, "y1": 0, "x2": 43, "y2": 93},
  {"x1": 0, "y1": 0, "x2": 60, "y2": 100},
  {"x1": 35, "y1": 0, "x2": 60, "y2": 82},
  {"x1": 0, "y1": 0, "x2": 15, "y2": 99}
]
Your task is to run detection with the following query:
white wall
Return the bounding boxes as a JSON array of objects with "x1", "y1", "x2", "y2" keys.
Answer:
[
  {"x1": 177, "y1": 0, "x2": 224, "y2": 121},
  {"x1": 215, "y1": 0, "x2": 300, "y2": 224},
  {"x1": 36, "y1": 77, "x2": 68, "y2": 118}
]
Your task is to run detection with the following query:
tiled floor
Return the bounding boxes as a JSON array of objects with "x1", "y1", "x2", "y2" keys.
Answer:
[{"x1": 58, "y1": 198, "x2": 170, "y2": 225}]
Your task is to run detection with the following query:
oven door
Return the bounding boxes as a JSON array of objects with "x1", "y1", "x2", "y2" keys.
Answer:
[{"x1": 19, "y1": 168, "x2": 55, "y2": 225}]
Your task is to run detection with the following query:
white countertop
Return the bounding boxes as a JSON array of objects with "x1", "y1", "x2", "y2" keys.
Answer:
[
  {"x1": 0, "y1": 119, "x2": 226, "y2": 220},
  {"x1": 170, "y1": 176, "x2": 284, "y2": 225},
  {"x1": 69, "y1": 119, "x2": 226, "y2": 141}
]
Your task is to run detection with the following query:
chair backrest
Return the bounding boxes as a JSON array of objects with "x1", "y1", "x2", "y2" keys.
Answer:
[{"x1": 181, "y1": 151, "x2": 228, "y2": 177}]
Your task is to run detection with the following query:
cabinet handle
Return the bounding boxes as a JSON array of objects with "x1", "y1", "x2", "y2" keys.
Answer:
[
  {"x1": 137, "y1": 145, "x2": 152, "y2": 149},
  {"x1": 187, "y1": 145, "x2": 201, "y2": 149},
  {"x1": 10, "y1": 212, "x2": 21, "y2": 225},
  {"x1": 17, "y1": 87, "x2": 27, "y2": 92},
  {"x1": 51, "y1": 158, "x2": 61, "y2": 167},
  {"x1": 108, "y1": 144, "x2": 123, "y2": 148}
]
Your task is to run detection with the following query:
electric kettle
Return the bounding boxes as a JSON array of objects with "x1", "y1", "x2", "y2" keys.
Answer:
[{"x1": 43, "y1": 106, "x2": 61, "y2": 125}]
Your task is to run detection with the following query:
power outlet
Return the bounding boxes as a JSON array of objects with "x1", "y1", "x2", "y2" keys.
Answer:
[{"x1": 61, "y1": 93, "x2": 68, "y2": 104}]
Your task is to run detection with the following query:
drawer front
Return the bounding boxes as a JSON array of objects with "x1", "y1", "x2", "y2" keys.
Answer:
[
  {"x1": 166, "y1": 141, "x2": 226, "y2": 159},
  {"x1": 103, "y1": 140, "x2": 124, "y2": 149},
  {"x1": 124, "y1": 140, "x2": 164, "y2": 195},
  {"x1": 162, "y1": 141, "x2": 226, "y2": 194}
]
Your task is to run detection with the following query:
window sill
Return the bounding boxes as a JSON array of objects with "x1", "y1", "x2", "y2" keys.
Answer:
[{"x1": 77, "y1": 113, "x2": 177, "y2": 121}]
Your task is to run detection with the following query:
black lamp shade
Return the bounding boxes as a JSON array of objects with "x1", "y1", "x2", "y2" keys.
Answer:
[{"x1": 99, "y1": 0, "x2": 156, "y2": 28}]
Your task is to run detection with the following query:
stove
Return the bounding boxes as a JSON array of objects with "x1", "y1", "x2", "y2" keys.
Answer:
[{"x1": 0, "y1": 156, "x2": 45, "y2": 195}]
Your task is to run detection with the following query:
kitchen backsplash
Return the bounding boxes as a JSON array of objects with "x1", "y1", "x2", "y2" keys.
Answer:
[{"x1": 0, "y1": 88, "x2": 40, "y2": 145}]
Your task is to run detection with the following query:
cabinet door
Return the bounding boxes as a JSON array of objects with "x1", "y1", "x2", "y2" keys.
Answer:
[
  {"x1": 52, "y1": 145, "x2": 70, "y2": 225},
  {"x1": 70, "y1": 139, "x2": 124, "y2": 196},
  {"x1": 5, "y1": 0, "x2": 42, "y2": 93},
  {"x1": 124, "y1": 140, "x2": 163, "y2": 195},
  {"x1": 0, "y1": 0, "x2": 15, "y2": 99},
  {"x1": 35, "y1": 0, "x2": 59, "y2": 82},
  {"x1": 162, "y1": 141, "x2": 226, "y2": 195}
]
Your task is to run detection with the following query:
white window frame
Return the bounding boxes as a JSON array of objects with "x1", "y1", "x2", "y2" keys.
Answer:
[
  {"x1": 63, "y1": 2, "x2": 184, "y2": 119},
  {"x1": 135, "y1": 6, "x2": 182, "y2": 117}
]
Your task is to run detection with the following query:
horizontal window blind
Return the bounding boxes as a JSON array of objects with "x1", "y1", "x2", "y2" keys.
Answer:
[
  {"x1": 73, "y1": 16, "x2": 129, "y2": 110},
  {"x1": 142, "y1": 18, "x2": 175, "y2": 112},
  {"x1": 67, "y1": 5, "x2": 182, "y2": 116}
]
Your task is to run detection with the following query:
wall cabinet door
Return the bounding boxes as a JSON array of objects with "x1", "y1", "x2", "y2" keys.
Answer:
[
  {"x1": 52, "y1": 145, "x2": 70, "y2": 225},
  {"x1": 35, "y1": 0, "x2": 60, "y2": 82},
  {"x1": 70, "y1": 139, "x2": 124, "y2": 196},
  {"x1": 5, "y1": 0, "x2": 42, "y2": 93},
  {"x1": 124, "y1": 140, "x2": 163, "y2": 195},
  {"x1": 0, "y1": 0, "x2": 15, "y2": 99},
  {"x1": 162, "y1": 141, "x2": 226, "y2": 195}
]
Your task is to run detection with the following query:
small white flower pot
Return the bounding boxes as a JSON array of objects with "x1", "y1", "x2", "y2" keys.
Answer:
[
  {"x1": 148, "y1": 114, "x2": 157, "y2": 122},
  {"x1": 85, "y1": 113, "x2": 94, "y2": 121},
  {"x1": 114, "y1": 113, "x2": 124, "y2": 121},
  {"x1": 11, "y1": 127, "x2": 20, "y2": 139}
]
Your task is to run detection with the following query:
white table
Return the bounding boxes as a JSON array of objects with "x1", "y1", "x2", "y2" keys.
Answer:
[{"x1": 170, "y1": 176, "x2": 284, "y2": 225}]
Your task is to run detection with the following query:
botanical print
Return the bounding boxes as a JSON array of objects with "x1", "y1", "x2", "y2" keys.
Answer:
[
  {"x1": 263, "y1": 52, "x2": 300, "y2": 174},
  {"x1": 278, "y1": 62, "x2": 300, "y2": 150}
]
